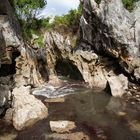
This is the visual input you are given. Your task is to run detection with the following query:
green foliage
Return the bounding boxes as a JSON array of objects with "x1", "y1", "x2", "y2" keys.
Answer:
[
  {"x1": 9, "y1": 0, "x2": 46, "y2": 43},
  {"x1": 95, "y1": 0, "x2": 138, "y2": 10},
  {"x1": 33, "y1": 36, "x2": 44, "y2": 48},
  {"x1": 10, "y1": 0, "x2": 46, "y2": 20},
  {"x1": 47, "y1": 4, "x2": 83, "y2": 32},
  {"x1": 122, "y1": 0, "x2": 138, "y2": 11},
  {"x1": 10, "y1": 0, "x2": 83, "y2": 46}
]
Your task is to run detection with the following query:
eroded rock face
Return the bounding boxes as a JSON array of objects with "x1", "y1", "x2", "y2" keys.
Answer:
[
  {"x1": 80, "y1": 0, "x2": 140, "y2": 82},
  {"x1": 12, "y1": 86, "x2": 48, "y2": 130},
  {"x1": 44, "y1": 31, "x2": 102, "y2": 88},
  {"x1": 0, "y1": 0, "x2": 49, "y2": 129},
  {"x1": 0, "y1": 0, "x2": 22, "y2": 65},
  {"x1": 15, "y1": 46, "x2": 48, "y2": 88},
  {"x1": 44, "y1": 31, "x2": 128, "y2": 96},
  {"x1": 0, "y1": 0, "x2": 23, "y2": 116},
  {"x1": 0, "y1": 85, "x2": 11, "y2": 115}
]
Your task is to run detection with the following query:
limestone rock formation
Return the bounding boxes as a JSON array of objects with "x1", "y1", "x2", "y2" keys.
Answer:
[
  {"x1": 0, "y1": 0, "x2": 22, "y2": 65},
  {"x1": 44, "y1": 31, "x2": 101, "y2": 88},
  {"x1": 0, "y1": 0, "x2": 49, "y2": 129},
  {"x1": 50, "y1": 121, "x2": 76, "y2": 133},
  {"x1": 80, "y1": 0, "x2": 140, "y2": 82},
  {"x1": 0, "y1": 0, "x2": 48, "y2": 88},
  {"x1": 15, "y1": 46, "x2": 48, "y2": 88},
  {"x1": 44, "y1": 31, "x2": 128, "y2": 96},
  {"x1": 12, "y1": 86, "x2": 48, "y2": 130},
  {"x1": 106, "y1": 74, "x2": 128, "y2": 97},
  {"x1": 0, "y1": 0, "x2": 23, "y2": 116}
]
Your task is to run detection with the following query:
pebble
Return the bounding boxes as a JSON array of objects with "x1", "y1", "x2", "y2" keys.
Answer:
[
  {"x1": 133, "y1": 86, "x2": 137, "y2": 90},
  {"x1": 136, "y1": 99, "x2": 140, "y2": 102},
  {"x1": 127, "y1": 91, "x2": 132, "y2": 96},
  {"x1": 118, "y1": 111, "x2": 127, "y2": 116},
  {"x1": 131, "y1": 102, "x2": 135, "y2": 105},
  {"x1": 136, "y1": 95, "x2": 140, "y2": 98}
]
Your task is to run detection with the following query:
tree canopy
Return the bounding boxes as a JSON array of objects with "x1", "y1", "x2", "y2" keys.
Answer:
[{"x1": 10, "y1": 0, "x2": 46, "y2": 20}]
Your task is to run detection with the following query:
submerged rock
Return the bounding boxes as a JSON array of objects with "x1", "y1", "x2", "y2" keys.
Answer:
[
  {"x1": 129, "y1": 120, "x2": 140, "y2": 133},
  {"x1": 0, "y1": 133, "x2": 17, "y2": 140},
  {"x1": 12, "y1": 86, "x2": 48, "y2": 130},
  {"x1": 45, "y1": 132, "x2": 90, "y2": 140},
  {"x1": 50, "y1": 121, "x2": 76, "y2": 133}
]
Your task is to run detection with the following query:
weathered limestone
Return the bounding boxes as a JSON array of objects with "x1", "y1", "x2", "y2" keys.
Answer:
[
  {"x1": 15, "y1": 46, "x2": 48, "y2": 87},
  {"x1": 0, "y1": 0, "x2": 49, "y2": 130},
  {"x1": 50, "y1": 121, "x2": 76, "y2": 133},
  {"x1": 0, "y1": 0, "x2": 22, "y2": 65},
  {"x1": 44, "y1": 31, "x2": 101, "y2": 88},
  {"x1": 0, "y1": 0, "x2": 23, "y2": 116},
  {"x1": 44, "y1": 31, "x2": 128, "y2": 96},
  {"x1": 12, "y1": 86, "x2": 48, "y2": 130},
  {"x1": 80, "y1": 0, "x2": 140, "y2": 82},
  {"x1": 106, "y1": 74, "x2": 128, "y2": 97}
]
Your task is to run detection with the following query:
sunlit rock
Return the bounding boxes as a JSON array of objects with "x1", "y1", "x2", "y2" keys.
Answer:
[
  {"x1": 12, "y1": 86, "x2": 48, "y2": 130},
  {"x1": 50, "y1": 121, "x2": 76, "y2": 133},
  {"x1": 106, "y1": 74, "x2": 128, "y2": 97}
]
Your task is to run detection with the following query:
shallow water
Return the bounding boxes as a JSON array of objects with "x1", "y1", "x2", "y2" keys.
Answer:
[{"x1": 0, "y1": 79, "x2": 140, "y2": 140}]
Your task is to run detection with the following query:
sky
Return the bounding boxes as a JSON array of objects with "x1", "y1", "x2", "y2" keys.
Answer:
[{"x1": 38, "y1": 0, "x2": 80, "y2": 18}]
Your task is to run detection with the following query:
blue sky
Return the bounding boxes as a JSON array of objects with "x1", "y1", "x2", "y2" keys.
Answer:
[{"x1": 38, "y1": 0, "x2": 80, "y2": 18}]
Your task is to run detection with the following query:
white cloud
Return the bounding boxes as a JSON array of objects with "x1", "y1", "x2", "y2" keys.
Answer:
[{"x1": 38, "y1": 0, "x2": 80, "y2": 18}]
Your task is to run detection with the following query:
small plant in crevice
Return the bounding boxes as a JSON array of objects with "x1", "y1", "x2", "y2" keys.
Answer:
[
  {"x1": 32, "y1": 36, "x2": 44, "y2": 48},
  {"x1": 122, "y1": 0, "x2": 139, "y2": 11}
]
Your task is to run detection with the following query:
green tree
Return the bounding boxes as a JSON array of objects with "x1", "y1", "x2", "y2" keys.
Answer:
[
  {"x1": 9, "y1": 0, "x2": 46, "y2": 40},
  {"x1": 10, "y1": 0, "x2": 46, "y2": 21}
]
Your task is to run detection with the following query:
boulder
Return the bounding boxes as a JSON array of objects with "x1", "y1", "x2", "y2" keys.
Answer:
[
  {"x1": 106, "y1": 74, "x2": 128, "y2": 97},
  {"x1": 12, "y1": 86, "x2": 48, "y2": 130}
]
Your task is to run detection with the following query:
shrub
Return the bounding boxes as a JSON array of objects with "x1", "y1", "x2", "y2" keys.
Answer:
[{"x1": 122, "y1": 0, "x2": 138, "y2": 11}]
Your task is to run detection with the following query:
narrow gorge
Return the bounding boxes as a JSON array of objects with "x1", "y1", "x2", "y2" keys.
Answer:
[{"x1": 0, "y1": 0, "x2": 140, "y2": 140}]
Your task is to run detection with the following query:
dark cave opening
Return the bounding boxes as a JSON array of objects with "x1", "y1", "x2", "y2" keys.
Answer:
[
  {"x1": 55, "y1": 59, "x2": 84, "y2": 81},
  {"x1": 0, "y1": 50, "x2": 20, "y2": 77},
  {"x1": 37, "y1": 58, "x2": 49, "y2": 82}
]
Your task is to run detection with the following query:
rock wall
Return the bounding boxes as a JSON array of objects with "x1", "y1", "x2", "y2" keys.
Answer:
[
  {"x1": 0, "y1": 0, "x2": 48, "y2": 87},
  {"x1": 44, "y1": 31, "x2": 128, "y2": 97},
  {"x1": 15, "y1": 46, "x2": 49, "y2": 87},
  {"x1": 0, "y1": 0, "x2": 48, "y2": 129},
  {"x1": 0, "y1": 0, "x2": 23, "y2": 116},
  {"x1": 0, "y1": 2, "x2": 22, "y2": 65},
  {"x1": 80, "y1": 0, "x2": 140, "y2": 82}
]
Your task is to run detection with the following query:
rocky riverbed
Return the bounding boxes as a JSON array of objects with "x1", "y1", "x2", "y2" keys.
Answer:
[{"x1": 0, "y1": 78, "x2": 140, "y2": 140}]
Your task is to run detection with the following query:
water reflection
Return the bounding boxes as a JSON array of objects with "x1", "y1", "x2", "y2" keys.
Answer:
[{"x1": 0, "y1": 83, "x2": 140, "y2": 140}]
